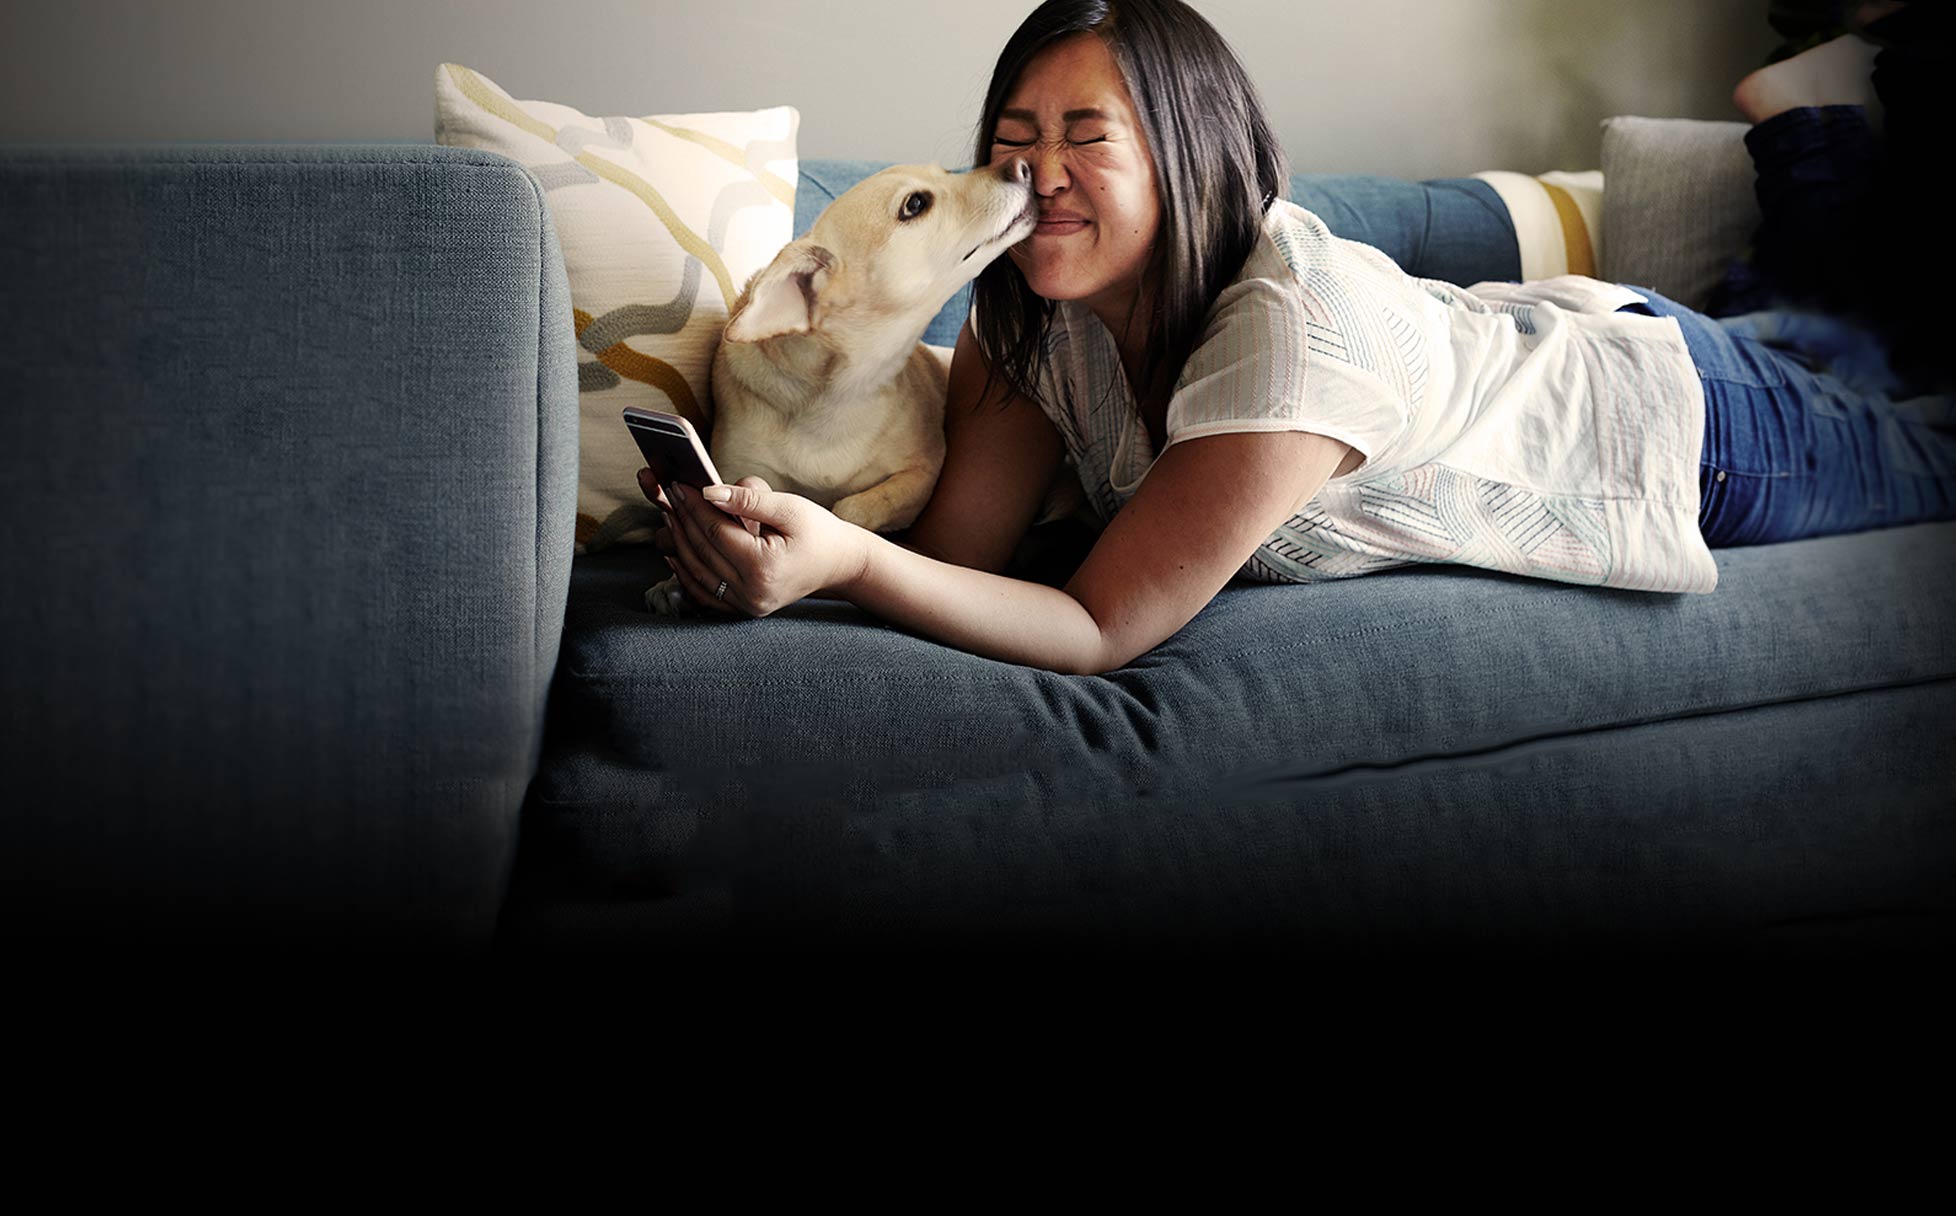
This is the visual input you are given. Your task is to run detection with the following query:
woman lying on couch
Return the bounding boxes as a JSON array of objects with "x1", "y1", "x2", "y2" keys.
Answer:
[{"x1": 648, "y1": 0, "x2": 1955, "y2": 676}]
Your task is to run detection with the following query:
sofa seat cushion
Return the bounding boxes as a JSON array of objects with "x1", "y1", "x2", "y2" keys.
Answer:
[{"x1": 527, "y1": 523, "x2": 1955, "y2": 888}]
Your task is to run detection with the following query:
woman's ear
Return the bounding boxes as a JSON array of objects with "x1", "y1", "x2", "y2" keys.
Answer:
[{"x1": 723, "y1": 241, "x2": 835, "y2": 343}]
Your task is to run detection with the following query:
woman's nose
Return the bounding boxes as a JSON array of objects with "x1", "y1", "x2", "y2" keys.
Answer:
[{"x1": 1029, "y1": 146, "x2": 1069, "y2": 195}]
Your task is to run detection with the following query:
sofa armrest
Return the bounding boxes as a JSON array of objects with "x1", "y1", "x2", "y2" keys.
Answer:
[{"x1": 0, "y1": 144, "x2": 578, "y2": 951}]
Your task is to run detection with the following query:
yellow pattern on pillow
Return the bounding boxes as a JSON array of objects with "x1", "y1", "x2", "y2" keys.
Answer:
[{"x1": 434, "y1": 64, "x2": 797, "y2": 551}]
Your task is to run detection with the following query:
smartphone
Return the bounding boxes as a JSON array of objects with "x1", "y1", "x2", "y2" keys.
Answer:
[
  {"x1": 621, "y1": 406, "x2": 760, "y2": 537},
  {"x1": 623, "y1": 406, "x2": 722, "y2": 493}
]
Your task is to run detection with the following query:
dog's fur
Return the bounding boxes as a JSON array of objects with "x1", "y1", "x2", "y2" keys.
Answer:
[{"x1": 647, "y1": 157, "x2": 1084, "y2": 614}]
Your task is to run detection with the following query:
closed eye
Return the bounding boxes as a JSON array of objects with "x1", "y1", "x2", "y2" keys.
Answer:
[{"x1": 990, "y1": 135, "x2": 1108, "y2": 147}]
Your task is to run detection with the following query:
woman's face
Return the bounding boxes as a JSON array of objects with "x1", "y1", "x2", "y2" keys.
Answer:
[{"x1": 990, "y1": 33, "x2": 1161, "y2": 319}]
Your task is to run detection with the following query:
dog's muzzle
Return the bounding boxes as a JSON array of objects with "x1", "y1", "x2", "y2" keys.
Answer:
[{"x1": 964, "y1": 197, "x2": 1039, "y2": 263}]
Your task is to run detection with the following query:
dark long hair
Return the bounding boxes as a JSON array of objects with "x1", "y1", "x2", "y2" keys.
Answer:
[{"x1": 970, "y1": 0, "x2": 1288, "y2": 420}]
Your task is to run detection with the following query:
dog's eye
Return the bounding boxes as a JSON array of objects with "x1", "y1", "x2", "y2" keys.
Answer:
[{"x1": 899, "y1": 191, "x2": 933, "y2": 222}]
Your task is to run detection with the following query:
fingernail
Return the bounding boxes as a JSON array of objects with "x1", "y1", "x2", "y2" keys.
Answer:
[
  {"x1": 674, "y1": 484, "x2": 688, "y2": 502},
  {"x1": 702, "y1": 485, "x2": 731, "y2": 502}
]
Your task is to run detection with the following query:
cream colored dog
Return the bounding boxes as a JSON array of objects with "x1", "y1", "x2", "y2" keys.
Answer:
[{"x1": 648, "y1": 157, "x2": 1079, "y2": 615}]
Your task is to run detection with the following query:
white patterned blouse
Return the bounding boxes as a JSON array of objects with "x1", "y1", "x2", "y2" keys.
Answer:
[{"x1": 982, "y1": 198, "x2": 1719, "y2": 594}]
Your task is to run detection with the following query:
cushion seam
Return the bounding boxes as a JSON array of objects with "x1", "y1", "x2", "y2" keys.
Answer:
[
  {"x1": 1229, "y1": 671, "x2": 1956, "y2": 787},
  {"x1": 522, "y1": 673, "x2": 1956, "y2": 811},
  {"x1": 546, "y1": 665, "x2": 1955, "y2": 780},
  {"x1": 528, "y1": 162, "x2": 549, "y2": 701}
]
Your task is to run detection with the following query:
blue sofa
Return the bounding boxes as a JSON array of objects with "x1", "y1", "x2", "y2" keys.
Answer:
[{"x1": 3, "y1": 143, "x2": 1950, "y2": 957}]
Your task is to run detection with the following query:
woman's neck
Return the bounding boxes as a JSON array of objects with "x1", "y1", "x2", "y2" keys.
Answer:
[
  {"x1": 1086, "y1": 287, "x2": 1154, "y2": 396},
  {"x1": 1078, "y1": 281, "x2": 1164, "y2": 445}
]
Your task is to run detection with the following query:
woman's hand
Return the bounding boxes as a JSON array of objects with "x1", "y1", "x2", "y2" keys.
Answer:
[{"x1": 639, "y1": 467, "x2": 864, "y2": 617}]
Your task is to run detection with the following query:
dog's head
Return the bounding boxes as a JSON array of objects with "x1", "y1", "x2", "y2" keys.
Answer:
[{"x1": 723, "y1": 159, "x2": 1034, "y2": 346}]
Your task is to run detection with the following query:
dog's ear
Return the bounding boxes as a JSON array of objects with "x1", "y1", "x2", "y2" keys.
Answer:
[{"x1": 724, "y1": 241, "x2": 835, "y2": 343}]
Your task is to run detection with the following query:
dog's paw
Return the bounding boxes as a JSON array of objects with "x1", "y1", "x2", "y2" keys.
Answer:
[
  {"x1": 644, "y1": 575, "x2": 693, "y2": 617},
  {"x1": 831, "y1": 494, "x2": 899, "y2": 534}
]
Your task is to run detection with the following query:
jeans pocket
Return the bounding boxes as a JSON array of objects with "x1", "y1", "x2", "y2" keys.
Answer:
[
  {"x1": 1699, "y1": 463, "x2": 1815, "y2": 547},
  {"x1": 1700, "y1": 374, "x2": 1812, "y2": 480}
]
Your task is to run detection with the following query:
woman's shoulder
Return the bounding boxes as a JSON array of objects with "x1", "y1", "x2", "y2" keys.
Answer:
[
  {"x1": 1264, "y1": 196, "x2": 1329, "y2": 238},
  {"x1": 1207, "y1": 199, "x2": 1400, "y2": 319},
  {"x1": 1251, "y1": 198, "x2": 1329, "y2": 277},
  {"x1": 1236, "y1": 198, "x2": 1407, "y2": 295}
]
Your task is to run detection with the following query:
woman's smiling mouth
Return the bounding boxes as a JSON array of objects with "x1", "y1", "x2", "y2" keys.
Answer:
[{"x1": 1034, "y1": 210, "x2": 1091, "y2": 235}]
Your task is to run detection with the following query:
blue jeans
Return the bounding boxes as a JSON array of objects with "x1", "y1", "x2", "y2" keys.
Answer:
[{"x1": 1620, "y1": 288, "x2": 1956, "y2": 547}]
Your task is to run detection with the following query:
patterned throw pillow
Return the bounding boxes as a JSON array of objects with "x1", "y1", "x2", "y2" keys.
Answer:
[{"x1": 435, "y1": 63, "x2": 797, "y2": 550}]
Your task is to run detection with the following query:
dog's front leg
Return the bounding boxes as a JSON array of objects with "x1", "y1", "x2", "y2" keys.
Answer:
[
  {"x1": 645, "y1": 574, "x2": 694, "y2": 616},
  {"x1": 831, "y1": 466, "x2": 939, "y2": 533}
]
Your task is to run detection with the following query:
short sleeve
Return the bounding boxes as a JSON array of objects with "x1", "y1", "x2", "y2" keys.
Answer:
[{"x1": 1164, "y1": 257, "x2": 1410, "y2": 467}]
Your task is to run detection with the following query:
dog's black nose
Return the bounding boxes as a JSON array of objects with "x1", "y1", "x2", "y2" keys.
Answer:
[{"x1": 1000, "y1": 157, "x2": 1031, "y2": 185}]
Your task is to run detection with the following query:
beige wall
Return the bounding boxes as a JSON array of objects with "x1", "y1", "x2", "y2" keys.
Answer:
[{"x1": 0, "y1": 0, "x2": 1776, "y2": 176}]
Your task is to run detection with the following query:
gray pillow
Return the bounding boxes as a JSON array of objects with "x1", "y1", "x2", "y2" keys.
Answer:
[{"x1": 1600, "y1": 116, "x2": 1760, "y2": 312}]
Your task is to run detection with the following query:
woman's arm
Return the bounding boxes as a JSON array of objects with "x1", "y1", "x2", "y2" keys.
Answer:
[
  {"x1": 842, "y1": 428, "x2": 1351, "y2": 673},
  {"x1": 895, "y1": 321, "x2": 1067, "y2": 572},
  {"x1": 665, "y1": 425, "x2": 1351, "y2": 675},
  {"x1": 650, "y1": 321, "x2": 1062, "y2": 589}
]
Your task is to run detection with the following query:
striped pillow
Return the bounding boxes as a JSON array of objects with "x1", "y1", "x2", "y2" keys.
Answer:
[
  {"x1": 435, "y1": 64, "x2": 797, "y2": 551},
  {"x1": 1473, "y1": 169, "x2": 1604, "y2": 283}
]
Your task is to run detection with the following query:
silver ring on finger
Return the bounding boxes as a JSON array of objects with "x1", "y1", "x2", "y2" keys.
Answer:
[{"x1": 715, "y1": 579, "x2": 729, "y2": 601}]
